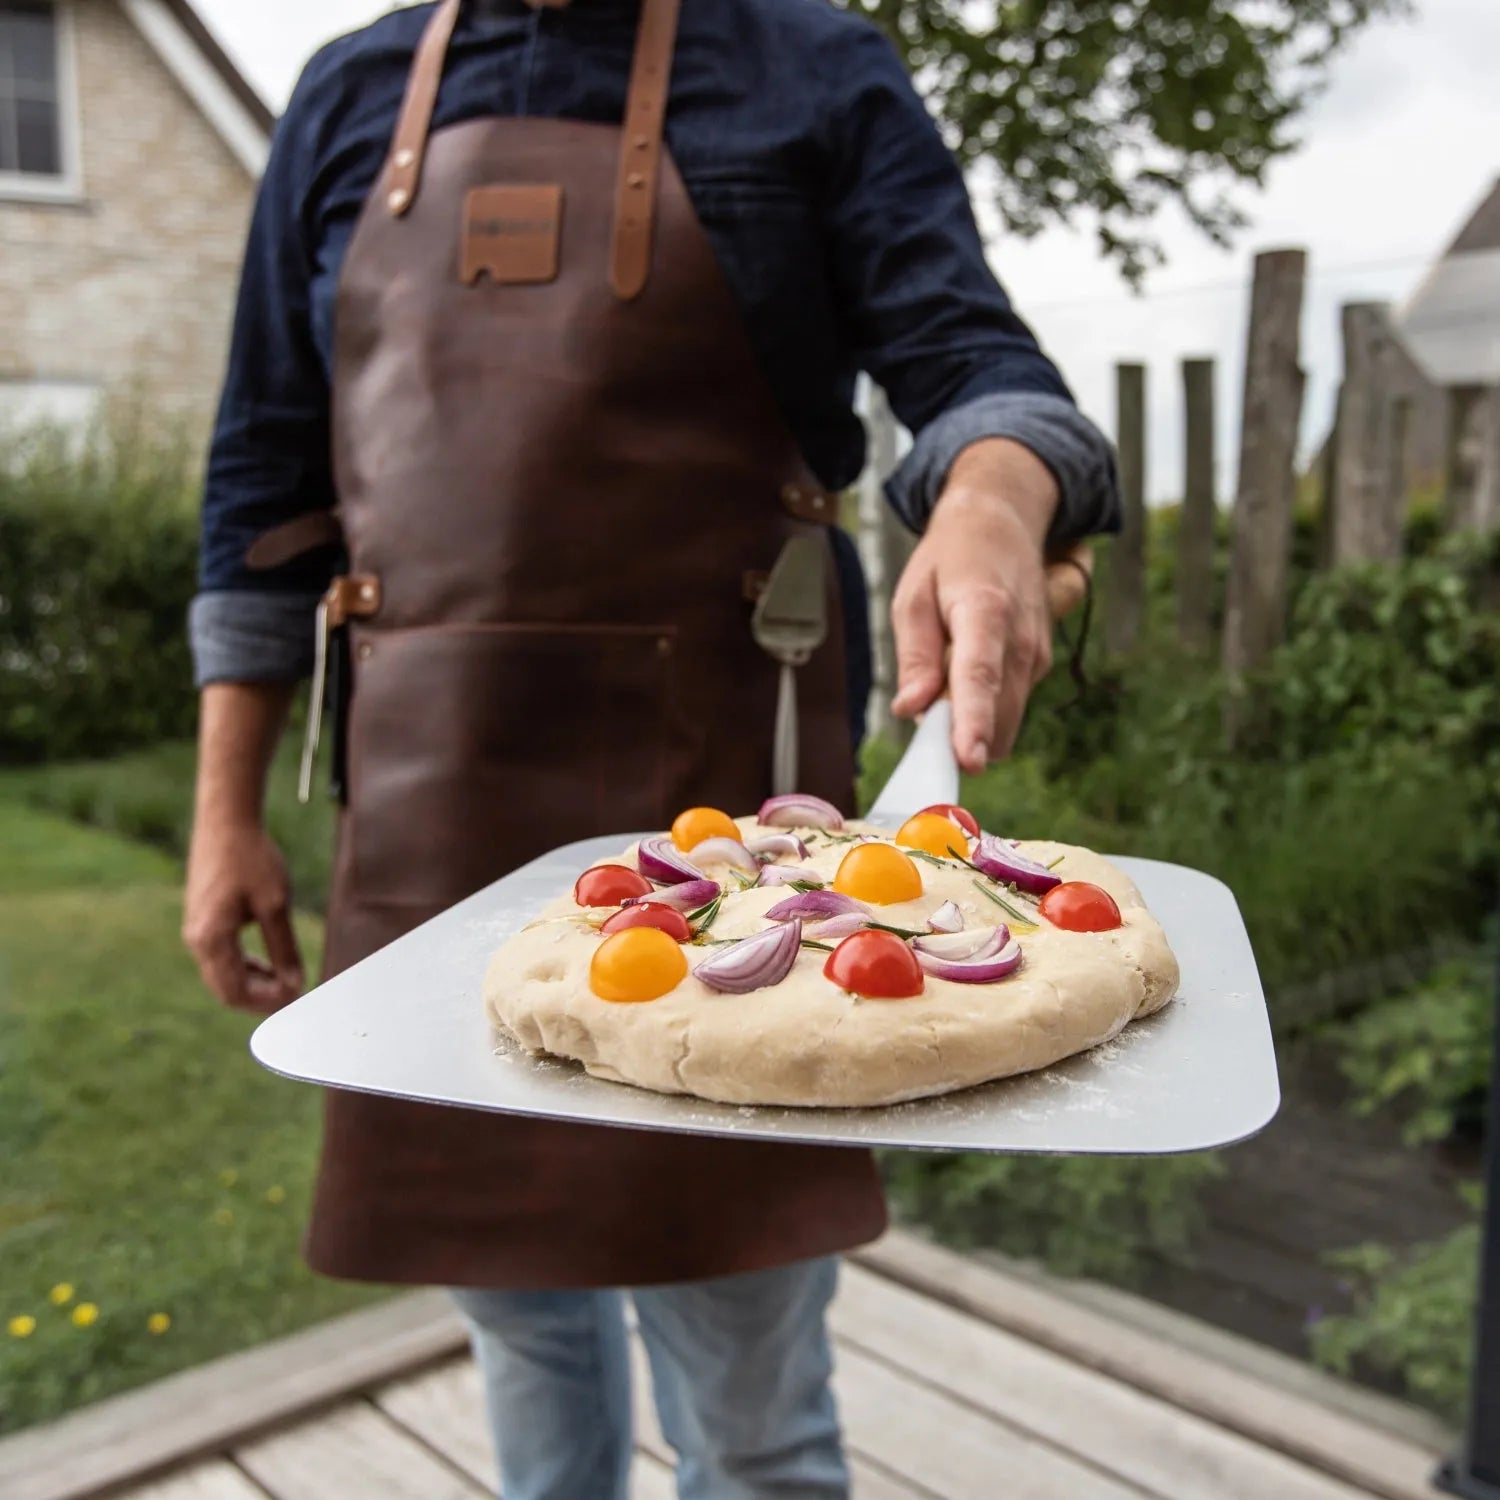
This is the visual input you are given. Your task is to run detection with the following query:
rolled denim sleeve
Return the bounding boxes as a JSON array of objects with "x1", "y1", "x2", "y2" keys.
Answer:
[
  {"x1": 190, "y1": 590, "x2": 321, "y2": 688},
  {"x1": 886, "y1": 390, "x2": 1120, "y2": 543},
  {"x1": 197, "y1": 55, "x2": 339, "y2": 609}
]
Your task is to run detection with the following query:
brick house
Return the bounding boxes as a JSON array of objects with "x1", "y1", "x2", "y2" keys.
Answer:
[{"x1": 0, "y1": 0, "x2": 271, "y2": 435}]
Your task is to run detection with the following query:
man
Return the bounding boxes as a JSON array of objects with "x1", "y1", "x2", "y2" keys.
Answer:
[{"x1": 185, "y1": 0, "x2": 1116, "y2": 1495}]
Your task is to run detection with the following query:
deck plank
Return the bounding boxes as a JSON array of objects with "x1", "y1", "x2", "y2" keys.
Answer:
[
  {"x1": 854, "y1": 1235, "x2": 1437, "y2": 1500},
  {"x1": 0, "y1": 1291, "x2": 466, "y2": 1500},
  {"x1": 115, "y1": 1460, "x2": 269, "y2": 1499},
  {"x1": 235, "y1": 1401, "x2": 485, "y2": 1500},
  {"x1": 834, "y1": 1341, "x2": 1147, "y2": 1500},
  {"x1": 834, "y1": 1262, "x2": 1374, "y2": 1500}
]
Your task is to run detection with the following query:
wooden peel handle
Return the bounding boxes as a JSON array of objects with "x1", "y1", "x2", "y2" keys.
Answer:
[{"x1": 1044, "y1": 541, "x2": 1093, "y2": 622}]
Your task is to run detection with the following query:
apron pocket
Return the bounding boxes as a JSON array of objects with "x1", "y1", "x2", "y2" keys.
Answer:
[{"x1": 345, "y1": 622, "x2": 678, "y2": 907}]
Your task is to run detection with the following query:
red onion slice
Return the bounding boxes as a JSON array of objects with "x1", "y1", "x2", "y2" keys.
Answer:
[
  {"x1": 747, "y1": 832, "x2": 810, "y2": 863},
  {"x1": 766, "y1": 890, "x2": 871, "y2": 922},
  {"x1": 914, "y1": 934, "x2": 1023, "y2": 984},
  {"x1": 913, "y1": 925, "x2": 1010, "y2": 963},
  {"x1": 806, "y1": 911, "x2": 869, "y2": 940},
  {"x1": 757, "y1": 793, "x2": 844, "y2": 831},
  {"x1": 623, "y1": 878, "x2": 720, "y2": 913},
  {"x1": 637, "y1": 836, "x2": 704, "y2": 885},
  {"x1": 694, "y1": 919, "x2": 802, "y2": 994},
  {"x1": 756, "y1": 865, "x2": 825, "y2": 888},
  {"x1": 926, "y1": 900, "x2": 964, "y2": 934},
  {"x1": 971, "y1": 834, "x2": 1061, "y2": 896},
  {"x1": 686, "y1": 837, "x2": 760, "y2": 875}
]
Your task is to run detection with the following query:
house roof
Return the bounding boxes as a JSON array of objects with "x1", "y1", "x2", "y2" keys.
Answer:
[
  {"x1": 1396, "y1": 176, "x2": 1500, "y2": 387},
  {"x1": 116, "y1": 0, "x2": 273, "y2": 177},
  {"x1": 156, "y1": 0, "x2": 275, "y2": 135}
]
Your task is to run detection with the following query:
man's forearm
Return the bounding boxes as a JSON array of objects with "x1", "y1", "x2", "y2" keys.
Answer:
[
  {"x1": 194, "y1": 683, "x2": 297, "y2": 832},
  {"x1": 937, "y1": 437, "x2": 1060, "y2": 548}
]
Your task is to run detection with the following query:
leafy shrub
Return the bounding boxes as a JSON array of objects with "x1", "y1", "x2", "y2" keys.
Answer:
[
  {"x1": 1311, "y1": 1215, "x2": 1479, "y2": 1422},
  {"x1": 1332, "y1": 947, "x2": 1495, "y2": 1145},
  {"x1": 0, "y1": 419, "x2": 200, "y2": 762},
  {"x1": 882, "y1": 1150, "x2": 1225, "y2": 1283}
]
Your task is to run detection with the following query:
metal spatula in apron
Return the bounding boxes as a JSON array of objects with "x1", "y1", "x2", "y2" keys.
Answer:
[{"x1": 752, "y1": 536, "x2": 828, "y2": 794}]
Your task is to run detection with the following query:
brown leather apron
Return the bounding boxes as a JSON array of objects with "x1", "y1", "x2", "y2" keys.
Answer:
[{"x1": 302, "y1": 0, "x2": 887, "y2": 1287}]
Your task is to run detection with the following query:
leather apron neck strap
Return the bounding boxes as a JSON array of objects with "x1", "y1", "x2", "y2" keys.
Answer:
[{"x1": 382, "y1": 0, "x2": 682, "y2": 301}]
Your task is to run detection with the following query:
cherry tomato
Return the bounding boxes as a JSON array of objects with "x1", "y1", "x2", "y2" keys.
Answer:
[
  {"x1": 600, "y1": 903, "x2": 692, "y2": 942},
  {"x1": 1038, "y1": 881, "x2": 1122, "y2": 933},
  {"x1": 671, "y1": 806, "x2": 742, "y2": 852},
  {"x1": 574, "y1": 864, "x2": 653, "y2": 908},
  {"x1": 917, "y1": 803, "x2": 981, "y2": 839},
  {"x1": 896, "y1": 813, "x2": 970, "y2": 859},
  {"x1": 589, "y1": 927, "x2": 688, "y2": 1003},
  {"x1": 823, "y1": 929, "x2": 924, "y2": 999},
  {"x1": 833, "y1": 842, "x2": 923, "y2": 905}
]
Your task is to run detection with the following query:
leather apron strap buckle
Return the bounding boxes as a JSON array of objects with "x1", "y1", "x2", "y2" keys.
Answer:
[{"x1": 780, "y1": 482, "x2": 840, "y2": 524}]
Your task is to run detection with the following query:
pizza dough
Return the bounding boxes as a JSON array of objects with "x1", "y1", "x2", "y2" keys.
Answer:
[{"x1": 484, "y1": 818, "x2": 1179, "y2": 1108}]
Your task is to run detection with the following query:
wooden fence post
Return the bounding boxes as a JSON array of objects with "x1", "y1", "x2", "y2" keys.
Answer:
[
  {"x1": 856, "y1": 382, "x2": 913, "y2": 742},
  {"x1": 1177, "y1": 358, "x2": 1217, "y2": 651},
  {"x1": 1223, "y1": 248, "x2": 1307, "y2": 683},
  {"x1": 1479, "y1": 388, "x2": 1500, "y2": 532},
  {"x1": 1104, "y1": 362, "x2": 1147, "y2": 654},
  {"x1": 1331, "y1": 302, "x2": 1405, "y2": 562},
  {"x1": 1444, "y1": 385, "x2": 1485, "y2": 531},
  {"x1": 1446, "y1": 384, "x2": 1500, "y2": 534}
]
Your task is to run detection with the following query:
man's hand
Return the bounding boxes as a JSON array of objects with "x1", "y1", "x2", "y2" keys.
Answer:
[
  {"x1": 890, "y1": 438, "x2": 1060, "y2": 773},
  {"x1": 184, "y1": 821, "x2": 304, "y2": 1013},
  {"x1": 183, "y1": 682, "x2": 303, "y2": 1013}
]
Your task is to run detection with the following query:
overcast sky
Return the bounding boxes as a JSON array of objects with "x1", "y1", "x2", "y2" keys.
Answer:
[{"x1": 196, "y1": 0, "x2": 1499, "y2": 501}]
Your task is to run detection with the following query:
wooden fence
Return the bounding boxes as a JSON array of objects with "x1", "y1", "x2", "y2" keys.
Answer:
[{"x1": 856, "y1": 246, "x2": 1499, "y2": 735}]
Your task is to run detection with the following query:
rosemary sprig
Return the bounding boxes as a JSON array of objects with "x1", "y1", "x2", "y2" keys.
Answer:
[
  {"x1": 820, "y1": 831, "x2": 865, "y2": 845},
  {"x1": 688, "y1": 893, "x2": 724, "y2": 934},
  {"x1": 865, "y1": 920, "x2": 930, "y2": 941},
  {"x1": 800, "y1": 939, "x2": 835, "y2": 953},
  {"x1": 973, "y1": 879, "x2": 1033, "y2": 926},
  {"x1": 906, "y1": 848, "x2": 961, "y2": 871},
  {"x1": 1047, "y1": 856, "x2": 1065, "y2": 870},
  {"x1": 788, "y1": 878, "x2": 826, "y2": 893},
  {"x1": 732, "y1": 871, "x2": 760, "y2": 892}
]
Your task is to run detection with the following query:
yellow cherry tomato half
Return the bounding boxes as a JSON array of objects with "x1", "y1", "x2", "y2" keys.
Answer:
[
  {"x1": 833, "y1": 842, "x2": 923, "y2": 905},
  {"x1": 589, "y1": 927, "x2": 689, "y2": 1003},
  {"x1": 895, "y1": 813, "x2": 970, "y2": 860},
  {"x1": 671, "y1": 806, "x2": 741, "y2": 852}
]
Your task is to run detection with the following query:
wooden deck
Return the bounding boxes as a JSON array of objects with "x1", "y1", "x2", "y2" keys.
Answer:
[{"x1": 1, "y1": 1233, "x2": 1451, "y2": 1500}]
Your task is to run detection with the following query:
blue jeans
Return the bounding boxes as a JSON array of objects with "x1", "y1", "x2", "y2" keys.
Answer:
[{"x1": 450, "y1": 1256, "x2": 847, "y2": 1500}]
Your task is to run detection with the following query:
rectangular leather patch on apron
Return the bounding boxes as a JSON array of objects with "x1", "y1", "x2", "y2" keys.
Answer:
[{"x1": 461, "y1": 184, "x2": 563, "y2": 285}]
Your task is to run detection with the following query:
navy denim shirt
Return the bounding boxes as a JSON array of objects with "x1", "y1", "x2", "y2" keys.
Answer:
[{"x1": 193, "y1": 0, "x2": 1119, "y2": 746}]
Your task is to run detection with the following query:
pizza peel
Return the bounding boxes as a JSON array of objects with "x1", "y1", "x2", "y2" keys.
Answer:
[{"x1": 251, "y1": 711, "x2": 1280, "y2": 1154}]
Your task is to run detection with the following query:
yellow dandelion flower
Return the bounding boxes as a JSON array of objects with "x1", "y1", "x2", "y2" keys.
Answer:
[
  {"x1": 266, "y1": 1185, "x2": 287, "y2": 1205},
  {"x1": 147, "y1": 1313, "x2": 171, "y2": 1336},
  {"x1": 8, "y1": 1315, "x2": 36, "y2": 1339},
  {"x1": 48, "y1": 1283, "x2": 75, "y2": 1306},
  {"x1": 219, "y1": 1169, "x2": 239, "y2": 1188},
  {"x1": 213, "y1": 1207, "x2": 234, "y2": 1227},
  {"x1": 71, "y1": 1303, "x2": 99, "y2": 1328}
]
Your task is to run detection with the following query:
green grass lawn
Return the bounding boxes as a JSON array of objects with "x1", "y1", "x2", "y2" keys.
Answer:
[{"x1": 0, "y1": 800, "x2": 385, "y2": 1436}]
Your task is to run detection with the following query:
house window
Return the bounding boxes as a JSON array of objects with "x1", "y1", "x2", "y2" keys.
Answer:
[{"x1": 0, "y1": 1, "x2": 67, "y2": 181}]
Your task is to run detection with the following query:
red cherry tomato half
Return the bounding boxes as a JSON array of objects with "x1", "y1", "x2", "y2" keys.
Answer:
[
  {"x1": 917, "y1": 803, "x2": 980, "y2": 839},
  {"x1": 1038, "y1": 881, "x2": 1123, "y2": 933},
  {"x1": 823, "y1": 929, "x2": 925, "y2": 1000},
  {"x1": 574, "y1": 864, "x2": 654, "y2": 908},
  {"x1": 599, "y1": 903, "x2": 693, "y2": 942}
]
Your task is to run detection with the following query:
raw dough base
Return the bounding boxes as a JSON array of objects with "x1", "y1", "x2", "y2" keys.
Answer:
[{"x1": 484, "y1": 820, "x2": 1180, "y2": 1108}]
